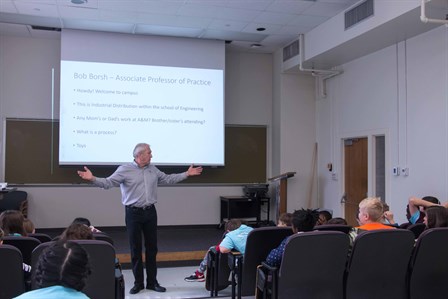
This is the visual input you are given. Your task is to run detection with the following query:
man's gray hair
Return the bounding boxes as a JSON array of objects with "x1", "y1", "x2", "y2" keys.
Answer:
[{"x1": 133, "y1": 143, "x2": 149, "y2": 158}]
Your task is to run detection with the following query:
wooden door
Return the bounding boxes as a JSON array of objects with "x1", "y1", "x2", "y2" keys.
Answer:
[{"x1": 344, "y1": 138, "x2": 368, "y2": 227}]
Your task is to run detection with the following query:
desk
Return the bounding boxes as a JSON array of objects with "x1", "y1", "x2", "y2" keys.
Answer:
[{"x1": 220, "y1": 196, "x2": 269, "y2": 226}]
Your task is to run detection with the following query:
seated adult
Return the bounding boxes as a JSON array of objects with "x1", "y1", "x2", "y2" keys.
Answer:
[
  {"x1": 349, "y1": 197, "x2": 395, "y2": 242},
  {"x1": 423, "y1": 206, "x2": 448, "y2": 229},
  {"x1": 0, "y1": 210, "x2": 27, "y2": 236},
  {"x1": 265, "y1": 209, "x2": 319, "y2": 267},
  {"x1": 14, "y1": 241, "x2": 90, "y2": 299}
]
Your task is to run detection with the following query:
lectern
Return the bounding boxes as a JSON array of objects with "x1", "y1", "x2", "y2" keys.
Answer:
[{"x1": 269, "y1": 172, "x2": 296, "y2": 222}]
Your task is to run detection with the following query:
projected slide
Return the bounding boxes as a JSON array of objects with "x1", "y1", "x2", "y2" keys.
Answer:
[{"x1": 60, "y1": 60, "x2": 224, "y2": 166}]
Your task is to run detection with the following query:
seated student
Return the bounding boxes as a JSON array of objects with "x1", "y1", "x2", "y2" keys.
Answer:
[
  {"x1": 408, "y1": 196, "x2": 441, "y2": 225},
  {"x1": 316, "y1": 210, "x2": 332, "y2": 225},
  {"x1": 60, "y1": 223, "x2": 93, "y2": 241},
  {"x1": 265, "y1": 209, "x2": 319, "y2": 268},
  {"x1": 381, "y1": 202, "x2": 399, "y2": 227},
  {"x1": 327, "y1": 217, "x2": 348, "y2": 225},
  {"x1": 219, "y1": 219, "x2": 253, "y2": 254},
  {"x1": 349, "y1": 197, "x2": 395, "y2": 242},
  {"x1": 277, "y1": 212, "x2": 293, "y2": 227},
  {"x1": 23, "y1": 219, "x2": 35, "y2": 235},
  {"x1": 71, "y1": 217, "x2": 101, "y2": 233},
  {"x1": 0, "y1": 227, "x2": 32, "y2": 274},
  {"x1": 0, "y1": 210, "x2": 27, "y2": 236},
  {"x1": 423, "y1": 206, "x2": 448, "y2": 229},
  {"x1": 14, "y1": 241, "x2": 91, "y2": 299},
  {"x1": 184, "y1": 219, "x2": 253, "y2": 282}
]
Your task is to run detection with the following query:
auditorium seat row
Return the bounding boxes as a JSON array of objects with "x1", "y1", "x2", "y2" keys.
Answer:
[
  {"x1": 0, "y1": 238, "x2": 123, "y2": 299},
  {"x1": 209, "y1": 226, "x2": 448, "y2": 299}
]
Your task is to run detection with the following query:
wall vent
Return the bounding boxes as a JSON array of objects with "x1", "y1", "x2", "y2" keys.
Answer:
[
  {"x1": 30, "y1": 25, "x2": 61, "y2": 32},
  {"x1": 345, "y1": 0, "x2": 374, "y2": 30},
  {"x1": 283, "y1": 40, "x2": 299, "y2": 62}
]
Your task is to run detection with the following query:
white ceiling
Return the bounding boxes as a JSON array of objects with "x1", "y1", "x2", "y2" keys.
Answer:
[{"x1": 0, "y1": 0, "x2": 360, "y2": 53}]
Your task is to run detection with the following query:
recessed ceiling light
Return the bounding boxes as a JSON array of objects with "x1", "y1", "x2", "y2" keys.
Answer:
[
  {"x1": 256, "y1": 27, "x2": 266, "y2": 32},
  {"x1": 250, "y1": 43, "x2": 263, "y2": 48},
  {"x1": 71, "y1": 0, "x2": 87, "y2": 4}
]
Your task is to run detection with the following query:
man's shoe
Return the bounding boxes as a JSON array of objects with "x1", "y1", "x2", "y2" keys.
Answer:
[
  {"x1": 146, "y1": 283, "x2": 166, "y2": 292},
  {"x1": 129, "y1": 285, "x2": 144, "y2": 294}
]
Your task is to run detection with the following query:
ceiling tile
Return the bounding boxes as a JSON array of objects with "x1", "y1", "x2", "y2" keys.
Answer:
[
  {"x1": 253, "y1": 11, "x2": 297, "y2": 25},
  {"x1": 266, "y1": 0, "x2": 314, "y2": 14},
  {"x1": 207, "y1": 18, "x2": 247, "y2": 32},
  {"x1": 100, "y1": 10, "x2": 138, "y2": 24},
  {"x1": 13, "y1": 2, "x2": 59, "y2": 17},
  {"x1": 14, "y1": 0, "x2": 56, "y2": 4},
  {"x1": 137, "y1": 13, "x2": 212, "y2": 28},
  {"x1": 177, "y1": 3, "x2": 220, "y2": 18},
  {"x1": 135, "y1": 24, "x2": 204, "y2": 38},
  {"x1": 224, "y1": 0, "x2": 273, "y2": 11},
  {"x1": 1, "y1": 0, "x2": 361, "y2": 53},
  {"x1": 287, "y1": 14, "x2": 329, "y2": 27},
  {"x1": 303, "y1": 2, "x2": 348, "y2": 17},
  {"x1": 58, "y1": 5, "x2": 99, "y2": 20},
  {"x1": 0, "y1": 0, "x2": 18, "y2": 13},
  {"x1": 62, "y1": 19, "x2": 134, "y2": 33},
  {"x1": 242, "y1": 22, "x2": 282, "y2": 34},
  {"x1": 135, "y1": 0, "x2": 181, "y2": 14},
  {"x1": 57, "y1": 0, "x2": 98, "y2": 9}
]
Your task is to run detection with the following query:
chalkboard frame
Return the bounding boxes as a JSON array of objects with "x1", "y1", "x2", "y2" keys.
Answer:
[{"x1": 4, "y1": 118, "x2": 267, "y2": 185}]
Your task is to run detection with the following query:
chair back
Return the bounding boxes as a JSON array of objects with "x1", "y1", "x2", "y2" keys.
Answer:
[
  {"x1": 345, "y1": 229, "x2": 415, "y2": 299},
  {"x1": 408, "y1": 227, "x2": 448, "y2": 299},
  {"x1": 0, "y1": 244, "x2": 25, "y2": 299},
  {"x1": 3, "y1": 236, "x2": 41, "y2": 265},
  {"x1": 206, "y1": 250, "x2": 231, "y2": 296},
  {"x1": 28, "y1": 233, "x2": 52, "y2": 243},
  {"x1": 241, "y1": 226, "x2": 292, "y2": 296},
  {"x1": 0, "y1": 191, "x2": 28, "y2": 217},
  {"x1": 407, "y1": 223, "x2": 426, "y2": 239},
  {"x1": 32, "y1": 240, "x2": 117, "y2": 299},
  {"x1": 277, "y1": 231, "x2": 350, "y2": 299},
  {"x1": 93, "y1": 232, "x2": 114, "y2": 245},
  {"x1": 314, "y1": 224, "x2": 352, "y2": 234}
]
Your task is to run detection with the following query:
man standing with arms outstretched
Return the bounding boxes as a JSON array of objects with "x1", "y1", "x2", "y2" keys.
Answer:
[{"x1": 77, "y1": 143, "x2": 203, "y2": 294}]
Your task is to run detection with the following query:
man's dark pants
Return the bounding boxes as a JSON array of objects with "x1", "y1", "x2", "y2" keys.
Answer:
[{"x1": 125, "y1": 205, "x2": 158, "y2": 288}]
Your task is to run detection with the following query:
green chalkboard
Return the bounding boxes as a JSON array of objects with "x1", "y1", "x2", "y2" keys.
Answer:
[{"x1": 5, "y1": 119, "x2": 266, "y2": 184}]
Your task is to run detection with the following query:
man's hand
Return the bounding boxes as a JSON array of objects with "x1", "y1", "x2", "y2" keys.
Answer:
[
  {"x1": 187, "y1": 165, "x2": 203, "y2": 177},
  {"x1": 77, "y1": 166, "x2": 95, "y2": 181}
]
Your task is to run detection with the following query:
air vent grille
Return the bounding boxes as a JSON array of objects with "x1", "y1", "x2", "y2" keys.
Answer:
[
  {"x1": 30, "y1": 26, "x2": 61, "y2": 32},
  {"x1": 345, "y1": 0, "x2": 374, "y2": 30},
  {"x1": 283, "y1": 40, "x2": 299, "y2": 62}
]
